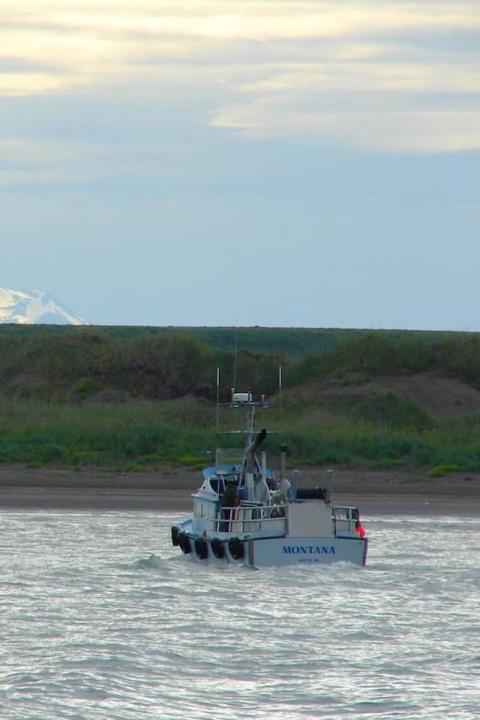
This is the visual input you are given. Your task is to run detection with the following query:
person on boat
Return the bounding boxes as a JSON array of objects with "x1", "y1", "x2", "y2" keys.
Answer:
[
  {"x1": 220, "y1": 477, "x2": 237, "y2": 531},
  {"x1": 253, "y1": 472, "x2": 271, "y2": 505},
  {"x1": 277, "y1": 475, "x2": 291, "y2": 501}
]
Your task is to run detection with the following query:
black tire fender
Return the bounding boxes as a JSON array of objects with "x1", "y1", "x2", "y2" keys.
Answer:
[
  {"x1": 178, "y1": 532, "x2": 191, "y2": 555},
  {"x1": 228, "y1": 537, "x2": 245, "y2": 561},
  {"x1": 194, "y1": 537, "x2": 209, "y2": 560},
  {"x1": 210, "y1": 537, "x2": 225, "y2": 559},
  {"x1": 171, "y1": 526, "x2": 180, "y2": 546}
]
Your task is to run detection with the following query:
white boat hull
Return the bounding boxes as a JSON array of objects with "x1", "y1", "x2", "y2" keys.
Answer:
[
  {"x1": 180, "y1": 532, "x2": 368, "y2": 568},
  {"x1": 249, "y1": 535, "x2": 367, "y2": 567}
]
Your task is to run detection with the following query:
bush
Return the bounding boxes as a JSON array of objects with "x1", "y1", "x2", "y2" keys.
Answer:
[
  {"x1": 73, "y1": 378, "x2": 103, "y2": 399},
  {"x1": 176, "y1": 454, "x2": 206, "y2": 467},
  {"x1": 65, "y1": 450, "x2": 106, "y2": 466},
  {"x1": 34, "y1": 443, "x2": 64, "y2": 463},
  {"x1": 135, "y1": 454, "x2": 164, "y2": 465},
  {"x1": 27, "y1": 460, "x2": 43, "y2": 469},
  {"x1": 429, "y1": 463, "x2": 462, "y2": 477}
]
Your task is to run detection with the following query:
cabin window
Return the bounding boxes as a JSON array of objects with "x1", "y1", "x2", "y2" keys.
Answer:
[{"x1": 209, "y1": 477, "x2": 220, "y2": 494}]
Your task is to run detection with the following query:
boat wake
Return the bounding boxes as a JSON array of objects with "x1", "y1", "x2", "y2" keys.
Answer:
[{"x1": 133, "y1": 554, "x2": 164, "y2": 570}]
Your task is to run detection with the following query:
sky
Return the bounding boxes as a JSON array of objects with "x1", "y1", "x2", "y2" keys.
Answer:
[{"x1": 1, "y1": 0, "x2": 479, "y2": 329}]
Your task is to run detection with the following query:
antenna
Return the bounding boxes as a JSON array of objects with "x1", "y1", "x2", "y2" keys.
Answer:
[
  {"x1": 216, "y1": 366, "x2": 220, "y2": 433},
  {"x1": 279, "y1": 365, "x2": 282, "y2": 410},
  {"x1": 232, "y1": 325, "x2": 239, "y2": 395}
]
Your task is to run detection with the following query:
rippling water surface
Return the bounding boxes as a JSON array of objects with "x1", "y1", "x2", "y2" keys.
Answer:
[{"x1": 1, "y1": 508, "x2": 479, "y2": 719}]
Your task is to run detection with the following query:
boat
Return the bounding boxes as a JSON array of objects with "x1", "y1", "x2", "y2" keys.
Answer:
[{"x1": 170, "y1": 404, "x2": 368, "y2": 568}]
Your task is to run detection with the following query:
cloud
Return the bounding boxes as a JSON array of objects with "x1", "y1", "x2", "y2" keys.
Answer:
[
  {"x1": 211, "y1": 58, "x2": 480, "y2": 152},
  {"x1": 1, "y1": 1, "x2": 479, "y2": 153},
  {"x1": 214, "y1": 102, "x2": 480, "y2": 153},
  {"x1": 8, "y1": 2, "x2": 478, "y2": 41}
]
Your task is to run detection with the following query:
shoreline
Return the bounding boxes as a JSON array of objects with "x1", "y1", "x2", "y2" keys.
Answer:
[{"x1": 0, "y1": 465, "x2": 479, "y2": 514}]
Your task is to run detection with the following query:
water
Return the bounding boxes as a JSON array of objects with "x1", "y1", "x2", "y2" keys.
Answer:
[{"x1": 1, "y1": 509, "x2": 479, "y2": 719}]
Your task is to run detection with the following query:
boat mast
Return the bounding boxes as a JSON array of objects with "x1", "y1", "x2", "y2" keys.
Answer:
[
  {"x1": 216, "y1": 366, "x2": 220, "y2": 434},
  {"x1": 232, "y1": 325, "x2": 238, "y2": 397}
]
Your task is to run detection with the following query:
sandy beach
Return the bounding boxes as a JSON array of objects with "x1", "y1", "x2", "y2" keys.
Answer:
[{"x1": 0, "y1": 465, "x2": 479, "y2": 515}]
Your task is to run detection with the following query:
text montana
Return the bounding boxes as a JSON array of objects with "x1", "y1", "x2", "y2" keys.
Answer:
[{"x1": 282, "y1": 545, "x2": 335, "y2": 555}]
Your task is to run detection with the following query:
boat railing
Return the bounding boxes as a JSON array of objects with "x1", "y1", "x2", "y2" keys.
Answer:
[
  {"x1": 332, "y1": 505, "x2": 359, "y2": 535},
  {"x1": 211, "y1": 502, "x2": 288, "y2": 535}
]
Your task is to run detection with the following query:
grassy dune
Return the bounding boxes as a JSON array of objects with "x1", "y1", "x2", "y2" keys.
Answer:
[
  {"x1": 1, "y1": 397, "x2": 480, "y2": 477},
  {"x1": 1, "y1": 325, "x2": 480, "y2": 476}
]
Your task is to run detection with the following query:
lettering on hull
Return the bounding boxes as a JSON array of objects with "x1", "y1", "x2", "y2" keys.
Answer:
[{"x1": 282, "y1": 545, "x2": 336, "y2": 555}]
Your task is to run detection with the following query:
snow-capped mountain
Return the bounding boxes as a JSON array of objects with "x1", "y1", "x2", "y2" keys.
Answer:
[{"x1": 0, "y1": 286, "x2": 88, "y2": 325}]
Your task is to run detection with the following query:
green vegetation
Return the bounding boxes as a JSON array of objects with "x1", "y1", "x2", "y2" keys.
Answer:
[
  {"x1": 0, "y1": 398, "x2": 479, "y2": 473},
  {"x1": 0, "y1": 325, "x2": 480, "y2": 474},
  {"x1": 1, "y1": 325, "x2": 480, "y2": 402},
  {"x1": 0, "y1": 401, "x2": 230, "y2": 470},
  {"x1": 0, "y1": 322, "x2": 465, "y2": 358},
  {"x1": 322, "y1": 392, "x2": 433, "y2": 431},
  {"x1": 428, "y1": 464, "x2": 462, "y2": 478},
  {"x1": 284, "y1": 332, "x2": 480, "y2": 388}
]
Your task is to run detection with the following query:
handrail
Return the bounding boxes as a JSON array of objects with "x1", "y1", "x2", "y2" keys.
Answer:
[
  {"x1": 332, "y1": 505, "x2": 359, "y2": 514},
  {"x1": 215, "y1": 504, "x2": 288, "y2": 513},
  {"x1": 332, "y1": 505, "x2": 358, "y2": 535},
  {"x1": 212, "y1": 503, "x2": 288, "y2": 535}
]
